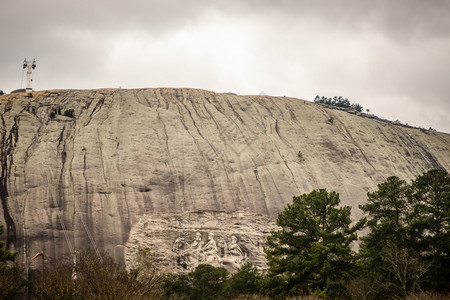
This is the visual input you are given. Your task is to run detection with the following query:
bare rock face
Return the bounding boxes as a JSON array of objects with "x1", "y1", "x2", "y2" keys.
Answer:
[{"x1": 0, "y1": 88, "x2": 449, "y2": 274}]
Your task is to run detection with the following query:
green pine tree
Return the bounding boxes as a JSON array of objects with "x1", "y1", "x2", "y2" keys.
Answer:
[
  {"x1": 264, "y1": 189, "x2": 365, "y2": 297},
  {"x1": 0, "y1": 224, "x2": 17, "y2": 263},
  {"x1": 358, "y1": 170, "x2": 449, "y2": 297},
  {"x1": 408, "y1": 169, "x2": 450, "y2": 290}
]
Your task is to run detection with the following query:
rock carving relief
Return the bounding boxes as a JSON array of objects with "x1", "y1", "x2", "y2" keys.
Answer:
[
  {"x1": 124, "y1": 211, "x2": 275, "y2": 274},
  {"x1": 172, "y1": 232, "x2": 249, "y2": 270}
]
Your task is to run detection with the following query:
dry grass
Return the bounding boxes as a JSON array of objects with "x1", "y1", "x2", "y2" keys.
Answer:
[
  {"x1": 229, "y1": 295, "x2": 322, "y2": 300},
  {"x1": 228, "y1": 292, "x2": 450, "y2": 300},
  {"x1": 400, "y1": 291, "x2": 450, "y2": 300}
]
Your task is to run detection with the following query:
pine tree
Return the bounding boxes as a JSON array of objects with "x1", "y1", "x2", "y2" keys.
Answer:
[
  {"x1": 264, "y1": 189, "x2": 365, "y2": 297},
  {"x1": 408, "y1": 169, "x2": 450, "y2": 290},
  {"x1": 358, "y1": 170, "x2": 450, "y2": 297},
  {"x1": 0, "y1": 224, "x2": 17, "y2": 262}
]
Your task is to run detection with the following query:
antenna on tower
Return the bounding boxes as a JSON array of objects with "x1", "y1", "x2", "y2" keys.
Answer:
[{"x1": 23, "y1": 58, "x2": 36, "y2": 93}]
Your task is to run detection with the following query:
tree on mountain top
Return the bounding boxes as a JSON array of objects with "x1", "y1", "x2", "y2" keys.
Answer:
[{"x1": 314, "y1": 95, "x2": 364, "y2": 112}]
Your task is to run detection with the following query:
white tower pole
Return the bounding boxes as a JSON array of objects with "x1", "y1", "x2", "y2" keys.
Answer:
[{"x1": 23, "y1": 58, "x2": 36, "y2": 93}]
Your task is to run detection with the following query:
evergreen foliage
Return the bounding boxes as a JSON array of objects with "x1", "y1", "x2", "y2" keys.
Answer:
[
  {"x1": 0, "y1": 224, "x2": 27, "y2": 299},
  {"x1": 226, "y1": 262, "x2": 263, "y2": 298},
  {"x1": 407, "y1": 169, "x2": 449, "y2": 291},
  {"x1": 360, "y1": 176, "x2": 410, "y2": 255},
  {"x1": 189, "y1": 264, "x2": 228, "y2": 300},
  {"x1": 161, "y1": 262, "x2": 264, "y2": 299},
  {"x1": 314, "y1": 96, "x2": 364, "y2": 112},
  {"x1": 0, "y1": 224, "x2": 17, "y2": 263},
  {"x1": 358, "y1": 169, "x2": 449, "y2": 298},
  {"x1": 161, "y1": 264, "x2": 229, "y2": 300},
  {"x1": 264, "y1": 189, "x2": 365, "y2": 298},
  {"x1": 160, "y1": 273, "x2": 191, "y2": 299}
]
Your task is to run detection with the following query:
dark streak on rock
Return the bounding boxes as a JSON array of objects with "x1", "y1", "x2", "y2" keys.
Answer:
[{"x1": 0, "y1": 114, "x2": 19, "y2": 248}]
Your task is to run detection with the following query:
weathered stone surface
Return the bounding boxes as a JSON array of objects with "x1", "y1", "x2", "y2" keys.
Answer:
[
  {"x1": 125, "y1": 211, "x2": 275, "y2": 273},
  {"x1": 0, "y1": 88, "x2": 449, "y2": 274}
]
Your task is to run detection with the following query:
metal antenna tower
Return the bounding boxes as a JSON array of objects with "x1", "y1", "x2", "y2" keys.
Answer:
[{"x1": 23, "y1": 58, "x2": 36, "y2": 93}]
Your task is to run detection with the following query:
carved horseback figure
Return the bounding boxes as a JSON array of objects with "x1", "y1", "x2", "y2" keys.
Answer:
[{"x1": 201, "y1": 233, "x2": 222, "y2": 265}]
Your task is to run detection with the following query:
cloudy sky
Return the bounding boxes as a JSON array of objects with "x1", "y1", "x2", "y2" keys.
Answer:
[{"x1": 1, "y1": 0, "x2": 450, "y2": 133}]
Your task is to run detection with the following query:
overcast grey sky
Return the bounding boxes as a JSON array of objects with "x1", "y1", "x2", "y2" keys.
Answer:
[{"x1": 1, "y1": 0, "x2": 450, "y2": 133}]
